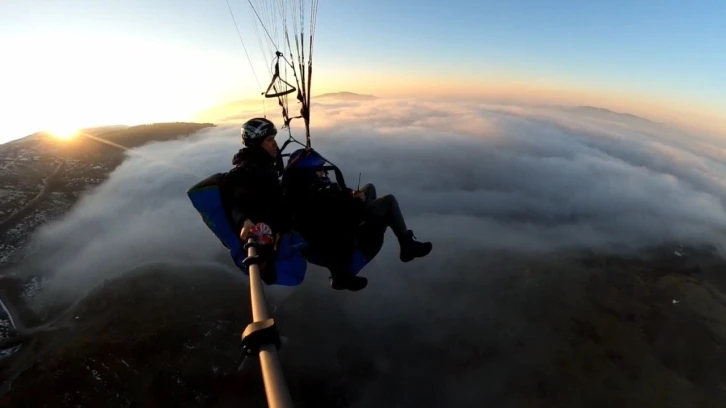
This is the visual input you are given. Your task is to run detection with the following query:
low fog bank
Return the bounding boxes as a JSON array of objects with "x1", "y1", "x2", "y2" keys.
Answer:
[{"x1": 15, "y1": 98, "x2": 726, "y2": 312}]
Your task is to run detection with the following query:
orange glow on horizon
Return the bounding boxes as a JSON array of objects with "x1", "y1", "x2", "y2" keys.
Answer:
[
  {"x1": 193, "y1": 68, "x2": 726, "y2": 139},
  {"x1": 328, "y1": 74, "x2": 726, "y2": 136}
]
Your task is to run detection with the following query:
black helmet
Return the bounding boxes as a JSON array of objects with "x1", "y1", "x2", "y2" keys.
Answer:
[{"x1": 241, "y1": 117, "x2": 278, "y2": 147}]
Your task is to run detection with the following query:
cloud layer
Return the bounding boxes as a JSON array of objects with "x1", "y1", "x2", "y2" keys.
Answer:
[
  {"x1": 21, "y1": 98, "x2": 726, "y2": 298},
  {"x1": 13, "y1": 97, "x2": 726, "y2": 405}
]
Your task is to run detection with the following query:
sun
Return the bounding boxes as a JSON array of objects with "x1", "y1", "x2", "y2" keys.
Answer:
[{"x1": 47, "y1": 126, "x2": 79, "y2": 140}]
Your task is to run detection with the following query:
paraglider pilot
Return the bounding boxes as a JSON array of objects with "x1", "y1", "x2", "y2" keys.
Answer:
[{"x1": 186, "y1": 118, "x2": 308, "y2": 286}]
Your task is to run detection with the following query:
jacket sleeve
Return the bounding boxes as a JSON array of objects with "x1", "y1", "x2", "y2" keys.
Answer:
[
  {"x1": 224, "y1": 165, "x2": 269, "y2": 230},
  {"x1": 225, "y1": 162, "x2": 294, "y2": 236}
]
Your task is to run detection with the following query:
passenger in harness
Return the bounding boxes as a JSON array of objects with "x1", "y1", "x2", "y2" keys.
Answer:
[{"x1": 282, "y1": 148, "x2": 432, "y2": 291}]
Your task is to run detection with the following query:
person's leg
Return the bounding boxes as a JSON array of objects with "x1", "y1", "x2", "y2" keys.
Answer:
[
  {"x1": 359, "y1": 183, "x2": 377, "y2": 205},
  {"x1": 329, "y1": 265, "x2": 368, "y2": 291},
  {"x1": 317, "y1": 227, "x2": 369, "y2": 291},
  {"x1": 362, "y1": 185, "x2": 432, "y2": 262},
  {"x1": 366, "y1": 193, "x2": 409, "y2": 238}
]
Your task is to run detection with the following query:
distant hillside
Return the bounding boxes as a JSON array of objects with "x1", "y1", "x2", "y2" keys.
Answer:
[
  {"x1": 86, "y1": 122, "x2": 216, "y2": 150},
  {"x1": 8, "y1": 126, "x2": 129, "y2": 145},
  {"x1": 0, "y1": 122, "x2": 216, "y2": 266},
  {"x1": 571, "y1": 106, "x2": 655, "y2": 124},
  {"x1": 9, "y1": 122, "x2": 216, "y2": 155},
  {"x1": 314, "y1": 91, "x2": 378, "y2": 101}
]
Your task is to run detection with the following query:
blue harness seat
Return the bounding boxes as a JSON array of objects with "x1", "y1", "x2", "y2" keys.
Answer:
[{"x1": 186, "y1": 172, "x2": 309, "y2": 286}]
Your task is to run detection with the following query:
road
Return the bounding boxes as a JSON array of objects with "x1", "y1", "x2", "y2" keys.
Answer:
[
  {"x1": 0, "y1": 161, "x2": 65, "y2": 353},
  {"x1": 0, "y1": 288, "x2": 23, "y2": 351},
  {"x1": 0, "y1": 160, "x2": 65, "y2": 234}
]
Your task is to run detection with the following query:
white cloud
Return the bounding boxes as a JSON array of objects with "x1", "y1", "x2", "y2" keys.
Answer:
[
  {"x1": 23, "y1": 98, "x2": 726, "y2": 297},
  {"x1": 14, "y1": 97, "x2": 726, "y2": 405}
]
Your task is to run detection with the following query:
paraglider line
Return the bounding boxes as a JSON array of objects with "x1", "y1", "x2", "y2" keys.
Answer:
[
  {"x1": 225, "y1": 0, "x2": 266, "y2": 116},
  {"x1": 247, "y1": 0, "x2": 280, "y2": 51}
]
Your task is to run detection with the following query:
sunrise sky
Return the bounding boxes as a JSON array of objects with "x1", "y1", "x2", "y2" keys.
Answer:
[{"x1": 1, "y1": 0, "x2": 724, "y2": 143}]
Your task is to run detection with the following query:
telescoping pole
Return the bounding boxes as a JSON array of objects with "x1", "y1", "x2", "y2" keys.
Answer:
[{"x1": 240, "y1": 237, "x2": 294, "y2": 408}]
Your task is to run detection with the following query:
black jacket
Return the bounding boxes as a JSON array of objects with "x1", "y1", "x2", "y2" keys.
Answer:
[
  {"x1": 222, "y1": 147, "x2": 291, "y2": 235},
  {"x1": 284, "y1": 174, "x2": 367, "y2": 268}
]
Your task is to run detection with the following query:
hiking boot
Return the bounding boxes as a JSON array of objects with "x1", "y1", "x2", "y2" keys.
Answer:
[
  {"x1": 330, "y1": 275, "x2": 368, "y2": 291},
  {"x1": 399, "y1": 230, "x2": 432, "y2": 262}
]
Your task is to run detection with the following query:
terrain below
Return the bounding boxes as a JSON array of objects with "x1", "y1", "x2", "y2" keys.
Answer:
[{"x1": 0, "y1": 246, "x2": 725, "y2": 407}]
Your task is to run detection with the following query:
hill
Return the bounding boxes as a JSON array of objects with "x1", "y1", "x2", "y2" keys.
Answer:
[
  {"x1": 0, "y1": 122, "x2": 215, "y2": 267},
  {"x1": 4, "y1": 126, "x2": 129, "y2": 146},
  {"x1": 314, "y1": 92, "x2": 378, "y2": 101},
  {"x1": 83, "y1": 122, "x2": 216, "y2": 151},
  {"x1": 7, "y1": 122, "x2": 215, "y2": 159},
  {"x1": 569, "y1": 106, "x2": 655, "y2": 124},
  {"x1": 1, "y1": 245, "x2": 726, "y2": 406}
]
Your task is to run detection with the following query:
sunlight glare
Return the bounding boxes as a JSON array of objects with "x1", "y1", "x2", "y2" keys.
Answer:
[{"x1": 48, "y1": 126, "x2": 79, "y2": 140}]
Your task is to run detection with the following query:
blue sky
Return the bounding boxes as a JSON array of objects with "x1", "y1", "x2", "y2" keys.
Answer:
[
  {"x1": 319, "y1": 1, "x2": 724, "y2": 101},
  {"x1": 0, "y1": 0, "x2": 724, "y2": 142}
]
